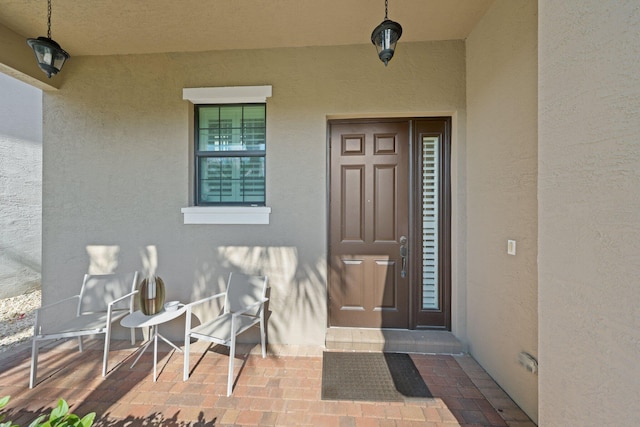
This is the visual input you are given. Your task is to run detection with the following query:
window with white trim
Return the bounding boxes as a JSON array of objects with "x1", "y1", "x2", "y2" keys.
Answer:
[
  {"x1": 181, "y1": 86, "x2": 272, "y2": 225},
  {"x1": 195, "y1": 104, "x2": 266, "y2": 206}
]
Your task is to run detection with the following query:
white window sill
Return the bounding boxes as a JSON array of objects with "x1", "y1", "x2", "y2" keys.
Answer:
[{"x1": 181, "y1": 206, "x2": 271, "y2": 225}]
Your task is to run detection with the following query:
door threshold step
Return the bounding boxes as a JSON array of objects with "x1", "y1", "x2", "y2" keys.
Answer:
[{"x1": 325, "y1": 328, "x2": 466, "y2": 354}]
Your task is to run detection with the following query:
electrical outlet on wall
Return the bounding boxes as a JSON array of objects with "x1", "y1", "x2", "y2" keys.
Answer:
[
  {"x1": 518, "y1": 352, "x2": 538, "y2": 374},
  {"x1": 507, "y1": 240, "x2": 516, "y2": 255}
]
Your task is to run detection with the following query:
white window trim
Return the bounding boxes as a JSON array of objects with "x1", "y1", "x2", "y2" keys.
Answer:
[
  {"x1": 181, "y1": 206, "x2": 271, "y2": 225},
  {"x1": 183, "y1": 85, "x2": 272, "y2": 104},
  {"x1": 182, "y1": 85, "x2": 273, "y2": 225}
]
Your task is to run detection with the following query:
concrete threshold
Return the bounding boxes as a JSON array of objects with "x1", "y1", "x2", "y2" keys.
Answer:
[{"x1": 325, "y1": 327, "x2": 466, "y2": 354}]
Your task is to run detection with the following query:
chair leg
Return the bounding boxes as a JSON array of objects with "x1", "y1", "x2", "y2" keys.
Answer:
[
  {"x1": 183, "y1": 334, "x2": 191, "y2": 381},
  {"x1": 78, "y1": 336, "x2": 83, "y2": 352},
  {"x1": 29, "y1": 339, "x2": 38, "y2": 388},
  {"x1": 102, "y1": 328, "x2": 111, "y2": 377},
  {"x1": 260, "y1": 318, "x2": 267, "y2": 358},
  {"x1": 227, "y1": 335, "x2": 236, "y2": 396}
]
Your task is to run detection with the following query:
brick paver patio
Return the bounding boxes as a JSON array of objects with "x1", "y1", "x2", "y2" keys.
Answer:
[{"x1": 0, "y1": 340, "x2": 535, "y2": 426}]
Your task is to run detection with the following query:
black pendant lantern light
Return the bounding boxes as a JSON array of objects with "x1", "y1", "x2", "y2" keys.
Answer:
[
  {"x1": 27, "y1": 0, "x2": 70, "y2": 78},
  {"x1": 371, "y1": 0, "x2": 402, "y2": 66}
]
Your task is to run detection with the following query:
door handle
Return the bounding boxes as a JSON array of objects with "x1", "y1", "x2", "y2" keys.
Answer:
[{"x1": 400, "y1": 236, "x2": 408, "y2": 278}]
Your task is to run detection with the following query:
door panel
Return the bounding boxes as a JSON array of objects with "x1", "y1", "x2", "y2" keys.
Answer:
[
  {"x1": 374, "y1": 259, "x2": 398, "y2": 309},
  {"x1": 329, "y1": 120, "x2": 409, "y2": 328},
  {"x1": 340, "y1": 258, "x2": 365, "y2": 309},
  {"x1": 342, "y1": 166, "x2": 365, "y2": 242},
  {"x1": 374, "y1": 165, "x2": 397, "y2": 241}
]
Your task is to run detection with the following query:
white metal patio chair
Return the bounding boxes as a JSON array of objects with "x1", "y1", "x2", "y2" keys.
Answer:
[
  {"x1": 30, "y1": 271, "x2": 139, "y2": 388},
  {"x1": 183, "y1": 272, "x2": 268, "y2": 396}
]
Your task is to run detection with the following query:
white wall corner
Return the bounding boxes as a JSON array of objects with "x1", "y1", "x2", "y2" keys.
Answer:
[
  {"x1": 181, "y1": 206, "x2": 271, "y2": 225},
  {"x1": 182, "y1": 85, "x2": 272, "y2": 104}
]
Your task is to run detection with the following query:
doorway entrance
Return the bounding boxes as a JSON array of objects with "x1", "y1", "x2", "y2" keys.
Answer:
[{"x1": 328, "y1": 118, "x2": 451, "y2": 329}]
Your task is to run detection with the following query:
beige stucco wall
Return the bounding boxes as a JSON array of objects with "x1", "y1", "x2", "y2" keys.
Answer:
[
  {"x1": 466, "y1": 0, "x2": 538, "y2": 422},
  {"x1": 42, "y1": 41, "x2": 467, "y2": 345},
  {"x1": 0, "y1": 72, "x2": 42, "y2": 299},
  {"x1": 538, "y1": 1, "x2": 640, "y2": 425}
]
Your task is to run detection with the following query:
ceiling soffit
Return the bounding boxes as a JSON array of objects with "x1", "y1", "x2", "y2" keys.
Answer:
[{"x1": 0, "y1": 0, "x2": 494, "y2": 57}]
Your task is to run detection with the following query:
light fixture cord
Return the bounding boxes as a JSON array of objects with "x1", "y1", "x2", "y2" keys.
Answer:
[{"x1": 47, "y1": 0, "x2": 52, "y2": 38}]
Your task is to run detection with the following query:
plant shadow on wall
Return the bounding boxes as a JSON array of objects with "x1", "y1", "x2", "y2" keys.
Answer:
[{"x1": 189, "y1": 245, "x2": 326, "y2": 345}]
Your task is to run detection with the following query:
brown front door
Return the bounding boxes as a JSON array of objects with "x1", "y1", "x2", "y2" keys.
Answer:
[
  {"x1": 328, "y1": 120, "x2": 410, "y2": 328},
  {"x1": 329, "y1": 118, "x2": 452, "y2": 330}
]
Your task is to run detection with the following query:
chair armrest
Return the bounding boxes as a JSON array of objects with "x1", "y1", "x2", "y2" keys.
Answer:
[
  {"x1": 185, "y1": 292, "x2": 226, "y2": 309},
  {"x1": 108, "y1": 289, "x2": 139, "y2": 307},
  {"x1": 184, "y1": 292, "x2": 226, "y2": 334},
  {"x1": 107, "y1": 290, "x2": 139, "y2": 321},
  {"x1": 232, "y1": 297, "x2": 269, "y2": 317}
]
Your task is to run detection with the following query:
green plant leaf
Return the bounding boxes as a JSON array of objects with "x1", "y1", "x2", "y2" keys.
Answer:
[
  {"x1": 59, "y1": 414, "x2": 79, "y2": 426},
  {"x1": 49, "y1": 399, "x2": 69, "y2": 423},
  {"x1": 78, "y1": 413, "x2": 95, "y2": 427},
  {"x1": 0, "y1": 396, "x2": 94, "y2": 427},
  {"x1": 27, "y1": 415, "x2": 45, "y2": 427}
]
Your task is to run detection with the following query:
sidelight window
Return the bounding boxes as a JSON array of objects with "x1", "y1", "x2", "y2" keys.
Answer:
[{"x1": 422, "y1": 136, "x2": 439, "y2": 310}]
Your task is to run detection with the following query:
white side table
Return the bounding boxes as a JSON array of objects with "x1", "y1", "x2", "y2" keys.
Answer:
[{"x1": 121, "y1": 306, "x2": 186, "y2": 381}]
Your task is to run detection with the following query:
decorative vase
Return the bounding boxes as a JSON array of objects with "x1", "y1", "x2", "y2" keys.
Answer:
[{"x1": 138, "y1": 276, "x2": 165, "y2": 315}]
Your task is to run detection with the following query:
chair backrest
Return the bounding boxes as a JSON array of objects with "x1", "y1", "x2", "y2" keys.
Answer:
[
  {"x1": 224, "y1": 272, "x2": 268, "y2": 316},
  {"x1": 79, "y1": 272, "x2": 138, "y2": 314}
]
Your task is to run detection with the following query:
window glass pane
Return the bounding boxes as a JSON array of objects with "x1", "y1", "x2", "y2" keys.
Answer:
[
  {"x1": 198, "y1": 107, "x2": 219, "y2": 126},
  {"x1": 199, "y1": 157, "x2": 222, "y2": 203},
  {"x1": 244, "y1": 127, "x2": 265, "y2": 150},
  {"x1": 199, "y1": 156, "x2": 265, "y2": 204},
  {"x1": 237, "y1": 157, "x2": 266, "y2": 202},
  {"x1": 243, "y1": 105, "x2": 266, "y2": 150},
  {"x1": 220, "y1": 106, "x2": 243, "y2": 128},
  {"x1": 243, "y1": 105, "x2": 265, "y2": 125},
  {"x1": 198, "y1": 129, "x2": 218, "y2": 151},
  {"x1": 422, "y1": 136, "x2": 439, "y2": 310}
]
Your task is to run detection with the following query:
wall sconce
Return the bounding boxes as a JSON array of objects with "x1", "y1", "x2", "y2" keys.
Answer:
[
  {"x1": 371, "y1": 0, "x2": 403, "y2": 66},
  {"x1": 27, "y1": 0, "x2": 70, "y2": 78}
]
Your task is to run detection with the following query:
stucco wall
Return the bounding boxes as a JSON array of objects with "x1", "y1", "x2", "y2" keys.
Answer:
[
  {"x1": 466, "y1": 0, "x2": 538, "y2": 422},
  {"x1": 538, "y1": 1, "x2": 640, "y2": 425},
  {"x1": 42, "y1": 41, "x2": 467, "y2": 345},
  {"x1": 0, "y1": 72, "x2": 42, "y2": 299}
]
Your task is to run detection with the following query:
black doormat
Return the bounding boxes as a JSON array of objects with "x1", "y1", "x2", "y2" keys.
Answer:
[{"x1": 321, "y1": 352, "x2": 432, "y2": 402}]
